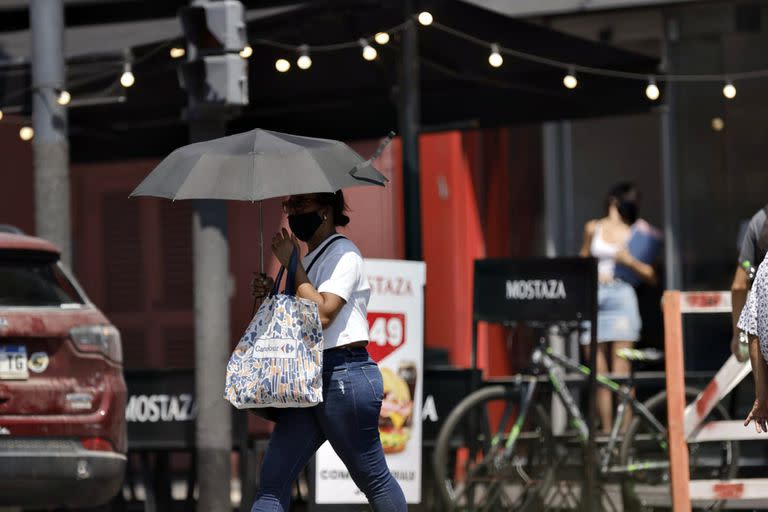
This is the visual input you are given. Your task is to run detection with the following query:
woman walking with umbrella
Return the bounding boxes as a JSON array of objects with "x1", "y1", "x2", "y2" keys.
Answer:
[
  {"x1": 131, "y1": 128, "x2": 404, "y2": 511},
  {"x1": 250, "y1": 191, "x2": 407, "y2": 511}
]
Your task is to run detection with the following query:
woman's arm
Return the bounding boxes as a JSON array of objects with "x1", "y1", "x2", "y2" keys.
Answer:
[
  {"x1": 751, "y1": 335, "x2": 768, "y2": 403},
  {"x1": 615, "y1": 249, "x2": 658, "y2": 287},
  {"x1": 579, "y1": 220, "x2": 596, "y2": 258},
  {"x1": 294, "y1": 265, "x2": 346, "y2": 329},
  {"x1": 745, "y1": 334, "x2": 768, "y2": 432}
]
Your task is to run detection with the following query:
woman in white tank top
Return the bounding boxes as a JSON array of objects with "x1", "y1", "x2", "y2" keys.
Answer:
[{"x1": 579, "y1": 182, "x2": 657, "y2": 433}]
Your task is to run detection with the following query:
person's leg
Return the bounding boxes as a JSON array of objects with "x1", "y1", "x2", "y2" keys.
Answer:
[
  {"x1": 612, "y1": 340, "x2": 635, "y2": 431},
  {"x1": 316, "y1": 356, "x2": 407, "y2": 512},
  {"x1": 585, "y1": 342, "x2": 613, "y2": 433},
  {"x1": 251, "y1": 408, "x2": 325, "y2": 512}
]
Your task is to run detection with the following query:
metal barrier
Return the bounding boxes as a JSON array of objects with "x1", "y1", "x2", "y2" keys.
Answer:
[{"x1": 663, "y1": 290, "x2": 768, "y2": 509}]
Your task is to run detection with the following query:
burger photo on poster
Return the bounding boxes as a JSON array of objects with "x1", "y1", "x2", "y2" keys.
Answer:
[{"x1": 379, "y1": 367, "x2": 414, "y2": 453}]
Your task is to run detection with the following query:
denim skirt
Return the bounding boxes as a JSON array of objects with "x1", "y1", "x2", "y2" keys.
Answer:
[{"x1": 581, "y1": 280, "x2": 642, "y2": 344}]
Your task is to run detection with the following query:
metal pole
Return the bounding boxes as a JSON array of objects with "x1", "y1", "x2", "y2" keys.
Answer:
[
  {"x1": 560, "y1": 122, "x2": 576, "y2": 255},
  {"x1": 661, "y1": 18, "x2": 682, "y2": 290},
  {"x1": 30, "y1": 0, "x2": 71, "y2": 265},
  {"x1": 542, "y1": 123, "x2": 569, "y2": 435},
  {"x1": 584, "y1": 262, "x2": 600, "y2": 512},
  {"x1": 542, "y1": 122, "x2": 562, "y2": 258},
  {"x1": 186, "y1": 2, "x2": 232, "y2": 506},
  {"x1": 399, "y1": 2, "x2": 422, "y2": 261},
  {"x1": 191, "y1": 183, "x2": 232, "y2": 512}
]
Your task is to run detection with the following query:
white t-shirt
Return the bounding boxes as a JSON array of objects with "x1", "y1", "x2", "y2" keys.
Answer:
[{"x1": 303, "y1": 235, "x2": 370, "y2": 350}]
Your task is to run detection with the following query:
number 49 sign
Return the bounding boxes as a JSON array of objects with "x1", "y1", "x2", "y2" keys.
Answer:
[{"x1": 366, "y1": 312, "x2": 406, "y2": 363}]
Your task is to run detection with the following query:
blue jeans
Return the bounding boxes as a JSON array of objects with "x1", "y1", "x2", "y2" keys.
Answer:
[{"x1": 251, "y1": 346, "x2": 407, "y2": 512}]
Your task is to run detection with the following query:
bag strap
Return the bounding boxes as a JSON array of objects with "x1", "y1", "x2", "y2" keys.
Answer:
[
  {"x1": 270, "y1": 248, "x2": 299, "y2": 297},
  {"x1": 305, "y1": 234, "x2": 346, "y2": 275}
]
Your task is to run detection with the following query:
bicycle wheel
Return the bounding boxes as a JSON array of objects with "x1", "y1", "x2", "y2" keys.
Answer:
[
  {"x1": 433, "y1": 385, "x2": 555, "y2": 511},
  {"x1": 619, "y1": 387, "x2": 740, "y2": 511}
]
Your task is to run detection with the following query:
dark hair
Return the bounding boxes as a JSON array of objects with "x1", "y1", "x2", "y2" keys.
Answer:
[
  {"x1": 605, "y1": 181, "x2": 638, "y2": 213},
  {"x1": 316, "y1": 191, "x2": 350, "y2": 227}
]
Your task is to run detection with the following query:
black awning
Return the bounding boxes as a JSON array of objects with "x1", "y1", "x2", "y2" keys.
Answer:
[{"x1": 59, "y1": 0, "x2": 658, "y2": 161}]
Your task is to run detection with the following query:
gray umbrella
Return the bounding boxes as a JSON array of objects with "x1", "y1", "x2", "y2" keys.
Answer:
[
  {"x1": 130, "y1": 128, "x2": 392, "y2": 273},
  {"x1": 130, "y1": 128, "x2": 390, "y2": 201}
]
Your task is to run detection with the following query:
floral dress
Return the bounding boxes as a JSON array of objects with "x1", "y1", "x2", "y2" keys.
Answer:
[{"x1": 739, "y1": 258, "x2": 768, "y2": 365}]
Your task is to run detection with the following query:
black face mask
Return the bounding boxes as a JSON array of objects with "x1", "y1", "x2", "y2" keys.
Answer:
[
  {"x1": 288, "y1": 211, "x2": 324, "y2": 242},
  {"x1": 617, "y1": 199, "x2": 639, "y2": 225}
]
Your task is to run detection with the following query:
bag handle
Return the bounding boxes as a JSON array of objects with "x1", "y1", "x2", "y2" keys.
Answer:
[
  {"x1": 249, "y1": 235, "x2": 344, "y2": 317},
  {"x1": 274, "y1": 235, "x2": 343, "y2": 295},
  {"x1": 270, "y1": 248, "x2": 299, "y2": 297}
]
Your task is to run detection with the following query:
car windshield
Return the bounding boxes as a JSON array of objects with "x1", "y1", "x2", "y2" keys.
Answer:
[{"x1": 0, "y1": 250, "x2": 85, "y2": 307}]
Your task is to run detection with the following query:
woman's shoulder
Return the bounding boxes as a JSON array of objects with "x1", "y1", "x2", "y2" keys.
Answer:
[
  {"x1": 322, "y1": 236, "x2": 363, "y2": 261},
  {"x1": 584, "y1": 219, "x2": 600, "y2": 236}
]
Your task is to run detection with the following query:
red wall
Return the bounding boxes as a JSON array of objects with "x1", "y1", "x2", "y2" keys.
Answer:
[
  {"x1": 1, "y1": 127, "x2": 541, "y2": 377},
  {"x1": 419, "y1": 128, "x2": 542, "y2": 377},
  {"x1": 0, "y1": 120, "x2": 35, "y2": 235}
]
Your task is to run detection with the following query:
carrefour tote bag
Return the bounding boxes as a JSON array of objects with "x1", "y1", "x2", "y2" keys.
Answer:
[{"x1": 225, "y1": 249, "x2": 324, "y2": 410}]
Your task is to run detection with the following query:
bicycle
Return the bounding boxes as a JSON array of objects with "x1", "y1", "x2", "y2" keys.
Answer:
[{"x1": 432, "y1": 323, "x2": 739, "y2": 511}]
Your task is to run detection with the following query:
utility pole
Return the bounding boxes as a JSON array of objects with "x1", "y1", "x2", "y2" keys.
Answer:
[
  {"x1": 30, "y1": 0, "x2": 71, "y2": 264},
  {"x1": 180, "y1": 2, "x2": 248, "y2": 510}
]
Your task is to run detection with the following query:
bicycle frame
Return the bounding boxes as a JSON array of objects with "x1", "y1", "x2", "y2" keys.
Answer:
[{"x1": 497, "y1": 340, "x2": 669, "y2": 478}]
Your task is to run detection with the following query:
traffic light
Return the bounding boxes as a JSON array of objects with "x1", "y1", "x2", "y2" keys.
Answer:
[{"x1": 178, "y1": 1, "x2": 249, "y2": 106}]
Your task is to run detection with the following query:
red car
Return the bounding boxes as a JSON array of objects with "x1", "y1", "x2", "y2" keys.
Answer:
[{"x1": 0, "y1": 227, "x2": 126, "y2": 508}]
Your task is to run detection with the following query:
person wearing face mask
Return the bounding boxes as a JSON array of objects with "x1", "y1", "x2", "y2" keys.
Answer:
[
  {"x1": 249, "y1": 191, "x2": 407, "y2": 512},
  {"x1": 579, "y1": 182, "x2": 657, "y2": 433}
]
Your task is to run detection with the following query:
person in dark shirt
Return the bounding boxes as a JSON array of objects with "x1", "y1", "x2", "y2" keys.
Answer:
[{"x1": 731, "y1": 205, "x2": 768, "y2": 361}]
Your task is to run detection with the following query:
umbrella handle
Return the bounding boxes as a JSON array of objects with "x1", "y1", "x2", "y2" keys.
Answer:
[{"x1": 259, "y1": 200, "x2": 264, "y2": 273}]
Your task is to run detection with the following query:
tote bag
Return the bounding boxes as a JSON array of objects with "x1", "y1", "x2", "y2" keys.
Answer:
[{"x1": 224, "y1": 249, "x2": 324, "y2": 410}]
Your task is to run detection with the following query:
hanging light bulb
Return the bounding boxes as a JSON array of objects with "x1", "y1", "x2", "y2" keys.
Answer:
[
  {"x1": 56, "y1": 89, "x2": 71, "y2": 106},
  {"x1": 360, "y1": 39, "x2": 377, "y2": 61},
  {"x1": 418, "y1": 11, "x2": 434, "y2": 26},
  {"x1": 375, "y1": 32, "x2": 390, "y2": 45},
  {"x1": 488, "y1": 43, "x2": 503, "y2": 68},
  {"x1": 711, "y1": 117, "x2": 724, "y2": 131},
  {"x1": 563, "y1": 68, "x2": 578, "y2": 89},
  {"x1": 120, "y1": 62, "x2": 135, "y2": 88},
  {"x1": 297, "y1": 45, "x2": 312, "y2": 70},
  {"x1": 275, "y1": 58, "x2": 291, "y2": 72},
  {"x1": 723, "y1": 81, "x2": 736, "y2": 99},
  {"x1": 0, "y1": 110, "x2": 3, "y2": 121},
  {"x1": 239, "y1": 46, "x2": 253, "y2": 59},
  {"x1": 19, "y1": 126, "x2": 34, "y2": 141},
  {"x1": 645, "y1": 77, "x2": 660, "y2": 100},
  {"x1": 170, "y1": 47, "x2": 186, "y2": 59}
]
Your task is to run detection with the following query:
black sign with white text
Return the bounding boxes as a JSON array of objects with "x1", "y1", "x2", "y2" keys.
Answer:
[{"x1": 474, "y1": 258, "x2": 598, "y2": 324}]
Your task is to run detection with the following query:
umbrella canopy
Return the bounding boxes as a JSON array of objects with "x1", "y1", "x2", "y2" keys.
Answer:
[{"x1": 130, "y1": 128, "x2": 388, "y2": 201}]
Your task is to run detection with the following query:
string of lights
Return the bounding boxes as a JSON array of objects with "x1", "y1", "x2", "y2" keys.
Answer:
[
  {"x1": 0, "y1": 39, "x2": 174, "y2": 138},
  {"x1": 4, "y1": 10, "x2": 768, "y2": 141},
  {"x1": 250, "y1": 11, "x2": 768, "y2": 102}
]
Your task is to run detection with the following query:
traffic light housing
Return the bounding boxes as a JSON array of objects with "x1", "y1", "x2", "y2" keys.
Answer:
[{"x1": 178, "y1": 1, "x2": 248, "y2": 106}]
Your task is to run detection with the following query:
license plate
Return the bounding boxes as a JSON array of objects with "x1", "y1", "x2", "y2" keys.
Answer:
[{"x1": 0, "y1": 345, "x2": 28, "y2": 380}]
